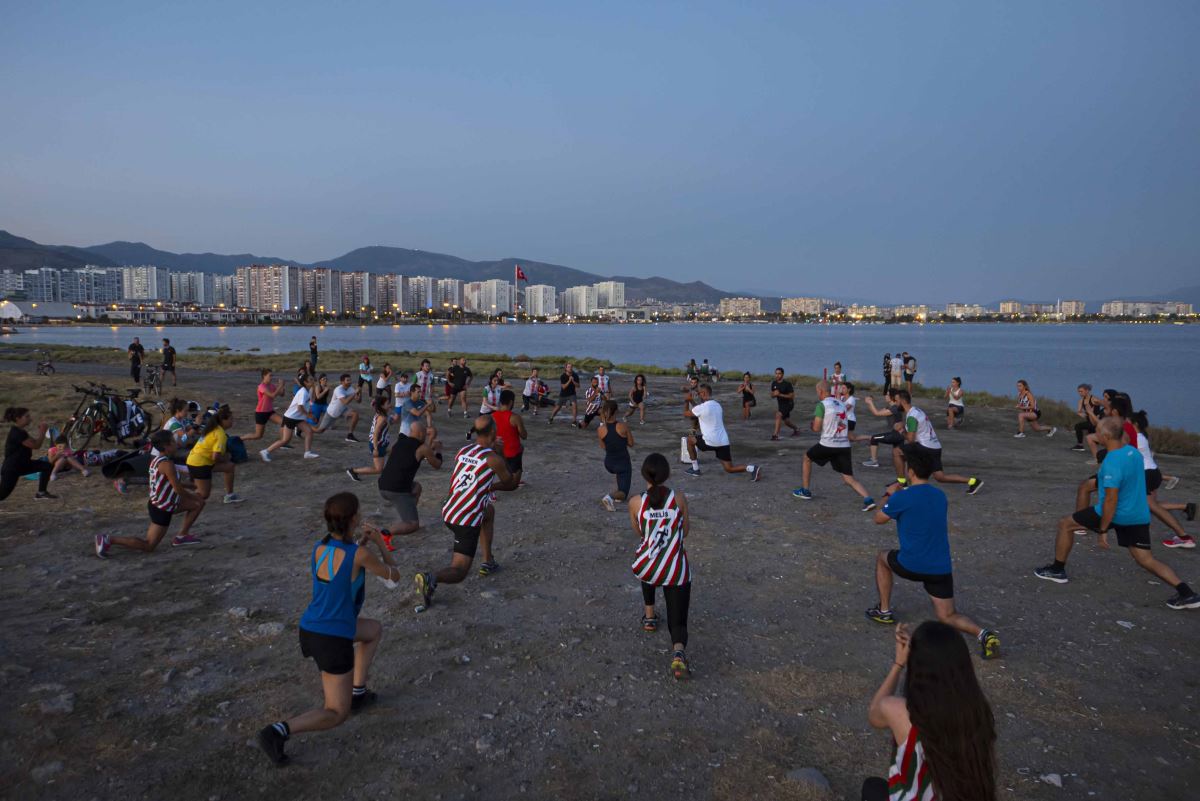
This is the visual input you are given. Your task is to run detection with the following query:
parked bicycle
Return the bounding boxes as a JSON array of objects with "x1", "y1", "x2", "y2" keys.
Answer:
[
  {"x1": 35, "y1": 349, "x2": 55, "y2": 376},
  {"x1": 64, "y1": 382, "x2": 157, "y2": 451},
  {"x1": 143, "y1": 364, "x2": 163, "y2": 397}
]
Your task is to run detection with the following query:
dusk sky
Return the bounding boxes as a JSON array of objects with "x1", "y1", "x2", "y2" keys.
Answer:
[{"x1": 2, "y1": 1, "x2": 1197, "y2": 302}]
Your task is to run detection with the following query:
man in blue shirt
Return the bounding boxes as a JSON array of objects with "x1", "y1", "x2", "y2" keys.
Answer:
[
  {"x1": 1036, "y1": 418, "x2": 1199, "y2": 610},
  {"x1": 867, "y1": 444, "x2": 1000, "y2": 659}
]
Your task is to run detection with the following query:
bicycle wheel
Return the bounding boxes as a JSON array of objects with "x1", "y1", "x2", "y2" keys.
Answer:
[{"x1": 66, "y1": 408, "x2": 100, "y2": 451}]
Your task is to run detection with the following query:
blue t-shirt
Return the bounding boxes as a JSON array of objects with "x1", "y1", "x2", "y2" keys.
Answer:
[
  {"x1": 1095, "y1": 445, "x2": 1150, "y2": 526},
  {"x1": 883, "y1": 483, "x2": 952, "y2": 575}
]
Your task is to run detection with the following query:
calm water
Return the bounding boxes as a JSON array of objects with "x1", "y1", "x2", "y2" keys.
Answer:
[{"x1": 6, "y1": 322, "x2": 1197, "y2": 430}]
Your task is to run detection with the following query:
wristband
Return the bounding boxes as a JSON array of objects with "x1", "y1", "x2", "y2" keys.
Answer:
[{"x1": 893, "y1": 661, "x2": 905, "y2": 670}]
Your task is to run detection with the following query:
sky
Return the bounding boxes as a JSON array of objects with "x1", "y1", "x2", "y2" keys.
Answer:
[{"x1": 1, "y1": 1, "x2": 1198, "y2": 302}]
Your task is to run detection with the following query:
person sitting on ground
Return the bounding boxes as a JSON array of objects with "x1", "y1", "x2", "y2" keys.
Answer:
[
  {"x1": 1, "y1": 407, "x2": 55, "y2": 502},
  {"x1": 862, "y1": 621, "x2": 997, "y2": 801},
  {"x1": 945, "y1": 377, "x2": 965, "y2": 429},
  {"x1": 48, "y1": 434, "x2": 90, "y2": 481}
]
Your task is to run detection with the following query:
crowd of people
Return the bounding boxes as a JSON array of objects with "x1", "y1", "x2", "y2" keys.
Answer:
[{"x1": 4, "y1": 340, "x2": 1197, "y2": 798}]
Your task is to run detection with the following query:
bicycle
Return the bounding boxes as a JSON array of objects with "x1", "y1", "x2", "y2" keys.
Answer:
[
  {"x1": 64, "y1": 382, "x2": 158, "y2": 451},
  {"x1": 143, "y1": 364, "x2": 163, "y2": 397},
  {"x1": 35, "y1": 350, "x2": 55, "y2": 376}
]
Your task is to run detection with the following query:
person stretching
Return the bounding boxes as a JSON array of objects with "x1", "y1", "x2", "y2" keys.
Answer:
[
  {"x1": 314, "y1": 374, "x2": 362, "y2": 441},
  {"x1": 682, "y1": 384, "x2": 761, "y2": 480},
  {"x1": 257, "y1": 492, "x2": 402, "y2": 766},
  {"x1": 370, "y1": 420, "x2": 443, "y2": 550},
  {"x1": 737, "y1": 372, "x2": 756, "y2": 421},
  {"x1": 598, "y1": 400, "x2": 635, "y2": 511},
  {"x1": 769, "y1": 367, "x2": 801, "y2": 441},
  {"x1": 1014, "y1": 379, "x2": 1056, "y2": 438},
  {"x1": 413, "y1": 415, "x2": 519, "y2": 610},
  {"x1": 522, "y1": 368, "x2": 541, "y2": 415},
  {"x1": 623, "y1": 374, "x2": 648, "y2": 424},
  {"x1": 576, "y1": 376, "x2": 603, "y2": 429},
  {"x1": 1, "y1": 408, "x2": 55, "y2": 502},
  {"x1": 946, "y1": 377, "x2": 965, "y2": 429},
  {"x1": 261, "y1": 376, "x2": 320, "y2": 461},
  {"x1": 887, "y1": 391, "x2": 983, "y2": 496},
  {"x1": 629, "y1": 452, "x2": 693, "y2": 680},
  {"x1": 345, "y1": 395, "x2": 390, "y2": 481},
  {"x1": 865, "y1": 447, "x2": 1000, "y2": 659},
  {"x1": 96, "y1": 430, "x2": 206, "y2": 555},
  {"x1": 242, "y1": 368, "x2": 286, "y2": 442},
  {"x1": 186, "y1": 405, "x2": 243, "y2": 505},
  {"x1": 1072, "y1": 383, "x2": 1104, "y2": 451},
  {"x1": 492, "y1": 390, "x2": 527, "y2": 488},
  {"x1": 548, "y1": 362, "x2": 579, "y2": 424},
  {"x1": 862, "y1": 621, "x2": 997, "y2": 801},
  {"x1": 1034, "y1": 418, "x2": 1199, "y2": 609},
  {"x1": 792, "y1": 381, "x2": 875, "y2": 511},
  {"x1": 861, "y1": 389, "x2": 906, "y2": 477}
]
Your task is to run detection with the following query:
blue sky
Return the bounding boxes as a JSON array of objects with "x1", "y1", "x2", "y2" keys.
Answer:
[{"x1": 2, "y1": 1, "x2": 1197, "y2": 301}]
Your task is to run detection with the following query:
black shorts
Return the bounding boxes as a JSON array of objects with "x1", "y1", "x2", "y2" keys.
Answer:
[
  {"x1": 906, "y1": 443, "x2": 944, "y2": 474},
  {"x1": 887, "y1": 550, "x2": 953, "y2": 599},
  {"x1": 449, "y1": 386, "x2": 467, "y2": 398},
  {"x1": 299, "y1": 628, "x2": 354, "y2": 675},
  {"x1": 948, "y1": 405, "x2": 964, "y2": 417},
  {"x1": 446, "y1": 521, "x2": 482, "y2": 558},
  {"x1": 254, "y1": 410, "x2": 273, "y2": 425},
  {"x1": 162, "y1": 364, "x2": 175, "y2": 373},
  {"x1": 871, "y1": 430, "x2": 905, "y2": 447},
  {"x1": 806, "y1": 443, "x2": 853, "y2": 476},
  {"x1": 903, "y1": 372, "x2": 914, "y2": 382},
  {"x1": 848, "y1": 420, "x2": 857, "y2": 432},
  {"x1": 282, "y1": 416, "x2": 302, "y2": 430},
  {"x1": 776, "y1": 402, "x2": 794, "y2": 419},
  {"x1": 188, "y1": 464, "x2": 213, "y2": 481},
  {"x1": 1071, "y1": 508, "x2": 1150, "y2": 550},
  {"x1": 1145, "y1": 468, "x2": 1162, "y2": 494},
  {"x1": 147, "y1": 501, "x2": 174, "y2": 527},
  {"x1": 694, "y1": 433, "x2": 732, "y2": 463},
  {"x1": 558, "y1": 393, "x2": 576, "y2": 403},
  {"x1": 505, "y1": 452, "x2": 523, "y2": 474}
]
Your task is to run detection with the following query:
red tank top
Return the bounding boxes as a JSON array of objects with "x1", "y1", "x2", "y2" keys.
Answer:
[{"x1": 492, "y1": 410, "x2": 522, "y2": 457}]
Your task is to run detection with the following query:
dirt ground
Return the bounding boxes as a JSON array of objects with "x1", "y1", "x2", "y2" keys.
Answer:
[{"x1": 0, "y1": 358, "x2": 1197, "y2": 801}]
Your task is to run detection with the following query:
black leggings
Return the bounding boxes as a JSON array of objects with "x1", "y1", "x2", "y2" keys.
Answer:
[
  {"x1": 0, "y1": 458, "x2": 52, "y2": 500},
  {"x1": 641, "y1": 582, "x2": 691, "y2": 647},
  {"x1": 1074, "y1": 420, "x2": 1094, "y2": 444}
]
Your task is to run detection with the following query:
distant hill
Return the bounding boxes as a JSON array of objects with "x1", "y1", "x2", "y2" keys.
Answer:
[
  {"x1": 0, "y1": 230, "x2": 117, "y2": 271},
  {"x1": 84, "y1": 241, "x2": 304, "y2": 273}
]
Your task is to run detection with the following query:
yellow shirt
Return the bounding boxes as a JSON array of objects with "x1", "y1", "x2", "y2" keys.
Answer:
[{"x1": 186, "y1": 427, "x2": 227, "y2": 467}]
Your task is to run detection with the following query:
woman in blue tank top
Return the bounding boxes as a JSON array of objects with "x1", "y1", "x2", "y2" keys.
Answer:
[
  {"x1": 597, "y1": 400, "x2": 635, "y2": 513},
  {"x1": 257, "y1": 492, "x2": 403, "y2": 765}
]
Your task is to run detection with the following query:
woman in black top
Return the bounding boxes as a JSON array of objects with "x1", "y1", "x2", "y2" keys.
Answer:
[
  {"x1": 623, "y1": 374, "x2": 648, "y2": 424},
  {"x1": 1, "y1": 407, "x2": 55, "y2": 501},
  {"x1": 738, "y1": 371, "x2": 756, "y2": 420},
  {"x1": 882, "y1": 353, "x2": 892, "y2": 391},
  {"x1": 598, "y1": 401, "x2": 635, "y2": 512}
]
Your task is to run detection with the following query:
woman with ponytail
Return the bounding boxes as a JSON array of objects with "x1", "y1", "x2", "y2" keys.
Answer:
[
  {"x1": 863, "y1": 620, "x2": 996, "y2": 801},
  {"x1": 185, "y1": 405, "x2": 243, "y2": 504},
  {"x1": 628, "y1": 452, "x2": 693, "y2": 680},
  {"x1": 0, "y1": 407, "x2": 55, "y2": 502}
]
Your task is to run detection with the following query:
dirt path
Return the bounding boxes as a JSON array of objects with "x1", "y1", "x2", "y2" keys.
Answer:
[{"x1": 0, "y1": 363, "x2": 1196, "y2": 800}]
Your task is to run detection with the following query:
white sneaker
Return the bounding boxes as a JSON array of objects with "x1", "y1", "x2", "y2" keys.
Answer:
[
  {"x1": 259, "y1": 449, "x2": 272, "y2": 462},
  {"x1": 601, "y1": 494, "x2": 615, "y2": 512},
  {"x1": 1164, "y1": 476, "x2": 1180, "y2": 491},
  {"x1": 1047, "y1": 427, "x2": 1058, "y2": 438},
  {"x1": 303, "y1": 451, "x2": 320, "y2": 459},
  {"x1": 1013, "y1": 433, "x2": 1026, "y2": 439}
]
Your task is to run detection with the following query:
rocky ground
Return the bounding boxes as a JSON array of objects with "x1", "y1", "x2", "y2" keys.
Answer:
[{"x1": 0, "y1": 359, "x2": 1196, "y2": 800}]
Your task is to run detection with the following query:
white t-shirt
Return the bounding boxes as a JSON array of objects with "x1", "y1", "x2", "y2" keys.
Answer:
[
  {"x1": 327, "y1": 385, "x2": 356, "y2": 418},
  {"x1": 1136, "y1": 432, "x2": 1158, "y2": 471},
  {"x1": 392, "y1": 383, "x2": 410, "y2": 409},
  {"x1": 376, "y1": 374, "x2": 391, "y2": 391},
  {"x1": 415, "y1": 369, "x2": 433, "y2": 397},
  {"x1": 843, "y1": 395, "x2": 857, "y2": 423},
  {"x1": 523, "y1": 377, "x2": 539, "y2": 397},
  {"x1": 284, "y1": 387, "x2": 310, "y2": 421},
  {"x1": 691, "y1": 399, "x2": 730, "y2": 447},
  {"x1": 816, "y1": 397, "x2": 850, "y2": 448},
  {"x1": 890, "y1": 356, "x2": 904, "y2": 376},
  {"x1": 905, "y1": 406, "x2": 941, "y2": 449},
  {"x1": 948, "y1": 387, "x2": 965, "y2": 408}
]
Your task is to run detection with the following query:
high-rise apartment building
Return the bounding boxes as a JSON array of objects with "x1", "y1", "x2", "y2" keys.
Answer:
[
  {"x1": 999, "y1": 300, "x2": 1022, "y2": 315},
  {"x1": 235, "y1": 264, "x2": 300, "y2": 311},
  {"x1": 436, "y1": 278, "x2": 464, "y2": 308},
  {"x1": 560, "y1": 285, "x2": 598, "y2": 317},
  {"x1": 170, "y1": 271, "x2": 214, "y2": 305},
  {"x1": 719, "y1": 297, "x2": 762, "y2": 317},
  {"x1": 464, "y1": 279, "x2": 513, "y2": 315},
  {"x1": 525, "y1": 284, "x2": 558, "y2": 317},
  {"x1": 121, "y1": 265, "x2": 171, "y2": 300},
  {"x1": 212, "y1": 275, "x2": 236, "y2": 307},
  {"x1": 944, "y1": 303, "x2": 987, "y2": 318},
  {"x1": 593, "y1": 280, "x2": 625, "y2": 309},
  {"x1": 407, "y1": 276, "x2": 436, "y2": 312},
  {"x1": 340, "y1": 271, "x2": 374, "y2": 314},
  {"x1": 0, "y1": 269, "x2": 24, "y2": 297},
  {"x1": 780, "y1": 297, "x2": 827, "y2": 316},
  {"x1": 22, "y1": 268, "x2": 63, "y2": 301},
  {"x1": 1057, "y1": 300, "x2": 1086, "y2": 316},
  {"x1": 298, "y1": 267, "x2": 342, "y2": 313}
]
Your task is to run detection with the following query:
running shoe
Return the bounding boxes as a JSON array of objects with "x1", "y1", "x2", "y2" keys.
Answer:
[
  {"x1": 641, "y1": 615, "x2": 659, "y2": 633},
  {"x1": 966, "y1": 478, "x2": 984, "y2": 496},
  {"x1": 345, "y1": 468, "x2": 361, "y2": 482},
  {"x1": 1034, "y1": 564, "x2": 1069, "y2": 583},
  {"x1": 601, "y1": 494, "x2": 615, "y2": 512},
  {"x1": 478, "y1": 560, "x2": 500, "y2": 577},
  {"x1": 1185, "y1": 502, "x2": 1196, "y2": 522},
  {"x1": 865, "y1": 607, "x2": 895, "y2": 624},
  {"x1": 34, "y1": 491, "x2": 57, "y2": 500},
  {"x1": 980, "y1": 629, "x2": 1001, "y2": 660},
  {"x1": 114, "y1": 478, "x2": 129, "y2": 495},
  {"x1": 94, "y1": 533, "x2": 111, "y2": 559},
  {"x1": 1165, "y1": 476, "x2": 1181, "y2": 491},
  {"x1": 1162, "y1": 535, "x2": 1196, "y2": 549},
  {"x1": 769, "y1": 435, "x2": 781, "y2": 441},
  {"x1": 750, "y1": 465, "x2": 763, "y2": 482},
  {"x1": 862, "y1": 497, "x2": 877, "y2": 512},
  {"x1": 1166, "y1": 591, "x2": 1200, "y2": 610},
  {"x1": 344, "y1": 433, "x2": 360, "y2": 442},
  {"x1": 685, "y1": 467, "x2": 702, "y2": 477},
  {"x1": 172, "y1": 534, "x2": 202, "y2": 547},
  {"x1": 861, "y1": 459, "x2": 880, "y2": 468},
  {"x1": 1047, "y1": 427, "x2": 1058, "y2": 438},
  {"x1": 414, "y1": 571, "x2": 435, "y2": 608},
  {"x1": 1070, "y1": 444, "x2": 1086, "y2": 452},
  {"x1": 256, "y1": 725, "x2": 288, "y2": 766},
  {"x1": 895, "y1": 478, "x2": 908, "y2": 488},
  {"x1": 670, "y1": 650, "x2": 691, "y2": 680},
  {"x1": 1013, "y1": 432, "x2": 1026, "y2": 439},
  {"x1": 350, "y1": 689, "x2": 378, "y2": 711},
  {"x1": 223, "y1": 493, "x2": 245, "y2": 504},
  {"x1": 792, "y1": 488, "x2": 813, "y2": 500},
  {"x1": 259, "y1": 449, "x2": 272, "y2": 462},
  {"x1": 790, "y1": 429, "x2": 802, "y2": 438},
  {"x1": 303, "y1": 451, "x2": 320, "y2": 459},
  {"x1": 380, "y1": 529, "x2": 397, "y2": 552}
]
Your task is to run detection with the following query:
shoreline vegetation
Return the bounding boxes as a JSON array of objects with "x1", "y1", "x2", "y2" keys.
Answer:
[{"x1": 2, "y1": 341, "x2": 1198, "y2": 455}]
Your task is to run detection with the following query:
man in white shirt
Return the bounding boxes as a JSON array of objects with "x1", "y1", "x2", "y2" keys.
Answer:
[
  {"x1": 682, "y1": 384, "x2": 761, "y2": 480},
  {"x1": 792, "y1": 381, "x2": 874, "y2": 510},
  {"x1": 314, "y1": 373, "x2": 362, "y2": 441},
  {"x1": 889, "y1": 353, "x2": 904, "y2": 392},
  {"x1": 260, "y1": 376, "x2": 319, "y2": 461}
]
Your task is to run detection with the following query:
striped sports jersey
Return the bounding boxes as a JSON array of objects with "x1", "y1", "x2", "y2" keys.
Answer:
[
  {"x1": 888, "y1": 726, "x2": 937, "y2": 801},
  {"x1": 149, "y1": 455, "x2": 179, "y2": 512},
  {"x1": 442, "y1": 444, "x2": 496, "y2": 526},
  {"x1": 631, "y1": 490, "x2": 690, "y2": 586},
  {"x1": 584, "y1": 387, "x2": 602, "y2": 415}
]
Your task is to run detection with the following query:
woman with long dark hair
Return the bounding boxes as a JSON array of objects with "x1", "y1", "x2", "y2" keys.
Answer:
[
  {"x1": 0, "y1": 407, "x2": 54, "y2": 502},
  {"x1": 185, "y1": 405, "x2": 243, "y2": 504},
  {"x1": 623, "y1": 374, "x2": 648, "y2": 424},
  {"x1": 1014, "y1": 380, "x2": 1056, "y2": 439},
  {"x1": 628, "y1": 452, "x2": 692, "y2": 680},
  {"x1": 257, "y1": 492, "x2": 402, "y2": 765},
  {"x1": 1131, "y1": 409, "x2": 1196, "y2": 550},
  {"x1": 737, "y1": 372, "x2": 756, "y2": 420},
  {"x1": 863, "y1": 620, "x2": 996, "y2": 801}
]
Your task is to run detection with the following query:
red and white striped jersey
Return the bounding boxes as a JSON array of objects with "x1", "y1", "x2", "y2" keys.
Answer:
[
  {"x1": 442, "y1": 444, "x2": 496, "y2": 527},
  {"x1": 149, "y1": 455, "x2": 179, "y2": 512},
  {"x1": 631, "y1": 490, "x2": 690, "y2": 586}
]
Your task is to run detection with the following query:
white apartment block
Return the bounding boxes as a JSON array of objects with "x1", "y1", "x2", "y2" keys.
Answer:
[
  {"x1": 561, "y1": 285, "x2": 598, "y2": 317},
  {"x1": 780, "y1": 297, "x2": 827, "y2": 315},
  {"x1": 944, "y1": 303, "x2": 987, "y2": 318},
  {"x1": 594, "y1": 280, "x2": 625, "y2": 309},
  {"x1": 999, "y1": 300, "x2": 1022, "y2": 315},
  {"x1": 170, "y1": 271, "x2": 214, "y2": 305},
  {"x1": 892, "y1": 304, "x2": 930, "y2": 319},
  {"x1": 212, "y1": 275, "x2": 236, "y2": 307},
  {"x1": 463, "y1": 279, "x2": 513, "y2": 315},
  {"x1": 407, "y1": 276, "x2": 436, "y2": 312},
  {"x1": 436, "y1": 278, "x2": 464, "y2": 308},
  {"x1": 340, "y1": 270, "x2": 374, "y2": 313},
  {"x1": 1057, "y1": 300, "x2": 1087, "y2": 316},
  {"x1": 121, "y1": 265, "x2": 171, "y2": 301},
  {"x1": 372, "y1": 274, "x2": 408, "y2": 312},
  {"x1": 718, "y1": 297, "x2": 762, "y2": 317},
  {"x1": 1101, "y1": 300, "x2": 1193, "y2": 317},
  {"x1": 525, "y1": 284, "x2": 558, "y2": 317},
  {"x1": 0, "y1": 269, "x2": 24, "y2": 296},
  {"x1": 299, "y1": 267, "x2": 342, "y2": 313},
  {"x1": 235, "y1": 264, "x2": 300, "y2": 310}
]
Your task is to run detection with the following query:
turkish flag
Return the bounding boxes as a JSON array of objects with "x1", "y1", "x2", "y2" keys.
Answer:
[{"x1": 514, "y1": 265, "x2": 528, "y2": 282}]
